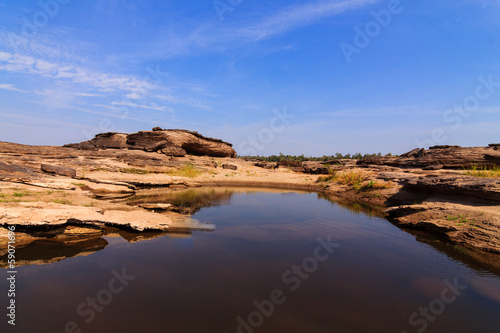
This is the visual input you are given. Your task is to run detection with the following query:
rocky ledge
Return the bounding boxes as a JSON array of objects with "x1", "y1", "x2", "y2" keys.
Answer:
[
  {"x1": 357, "y1": 144, "x2": 500, "y2": 169},
  {"x1": 0, "y1": 132, "x2": 499, "y2": 271},
  {"x1": 64, "y1": 128, "x2": 237, "y2": 158}
]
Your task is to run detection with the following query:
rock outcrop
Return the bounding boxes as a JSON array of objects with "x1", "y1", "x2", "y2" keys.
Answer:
[
  {"x1": 65, "y1": 128, "x2": 237, "y2": 158},
  {"x1": 358, "y1": 145, "x2": 500, "y2": 169},
  {"x1": 404, "y1": 175, "x2": 500, "y2": 202},
  {"x1": 41, "y1": 164, "x2": 77, "y2": 178},
  {"x1": 386, "y1": 202, "x2": 500, "y2": 254}
]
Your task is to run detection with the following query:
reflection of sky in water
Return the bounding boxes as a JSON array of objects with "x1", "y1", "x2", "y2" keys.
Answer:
[{"x1": 0, "y1": 191, "x2": 499, "y2": 333}]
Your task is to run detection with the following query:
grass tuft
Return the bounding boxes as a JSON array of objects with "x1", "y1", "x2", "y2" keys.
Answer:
[
  {"x1": 463, "y1": 165, "x2": 500, "y2": 178},
  {"x1": 120, "y1": 168, "x2": 150, "y2": 175},
  {"x1": 166, "y1": 163, "x2": 202, "y2": 178}
]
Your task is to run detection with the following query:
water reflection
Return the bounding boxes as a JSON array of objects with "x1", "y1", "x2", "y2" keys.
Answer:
[{"x1": 1, "y1": 187, "x2": 499, "y2": 276}]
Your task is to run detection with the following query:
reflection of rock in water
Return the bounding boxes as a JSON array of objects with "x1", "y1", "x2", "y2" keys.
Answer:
[
  {"x1": 405, "y1": 230, "x2": 500, "y2": 276},
  {"x1": 0, "y1": 237, "x2": 108, "y2": 268},
  {"x1": 316, "y1": 192, "x2": 386, "y2": 218},
  {"x1": 0, "y1": 225, "x2": 202, "y2": 268},
  {"x1": 126, "y1": 188, "x2": 234, "y2": 215}
]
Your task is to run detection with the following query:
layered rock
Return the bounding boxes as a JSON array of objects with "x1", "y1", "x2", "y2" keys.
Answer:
[
  {"x1": 65, "y1": 128, "x2": 237, "y2": 158},
  {"x1": 404, "y1": 175, "x2": 500, "y2": 202},
  {"x1": 358, "y1": 145, "x2": 500, "y2": 169}
]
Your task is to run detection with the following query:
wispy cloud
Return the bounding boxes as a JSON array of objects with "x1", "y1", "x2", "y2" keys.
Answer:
[
  {"x1": 76, "y1": 92, "x2": 104, "y2": 97},
  {"x1": 111, "y1": 101, "x2": 173, "y2": 112},
  {"x1": 0, "y1": 52, "x2": 150, "y2": 93},
  {"x1": 0, "y1": 83, "x2": 29, "y2": 93},
  {"x1": 126, "y1": 92, "x2": 144, "y2": 99},
  {"x1": 155, "y1": 94, "x2": 212, "y2": 110},
  {"x1": 237, "y1": 0, "x2": 383, "y2": 41},
  {"x1": 130, "y1": 0, "x2": 383, "y2": 60}
]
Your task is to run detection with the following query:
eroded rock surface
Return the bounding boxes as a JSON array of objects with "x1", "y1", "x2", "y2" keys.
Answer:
[
  {"x1": 65, "y1": 128, "x2": 237, "y2": 158},
  {"x1": 358, "y1": 145, "x2": 500, "y2": 169}
]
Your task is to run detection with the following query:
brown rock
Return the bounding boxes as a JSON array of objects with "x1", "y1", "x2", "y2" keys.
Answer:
[
  {"x1": 254, "y1": 162, "x2": 278, "y2": 169},
  {"x1": 144, "y1": 140, "x2": 168, "y2": 152},
  {"x1": 64, "y1": 129, "x2": 236, "y2": 158},
  {"x1": 405, "y1": 175, "x2": 500, "y2": 202},
  {"x1": 358, "y1": 145, "x2": 500, "y2": 169},
  {"x1": 302, "y1": 161, "x2": 329, "y2": 174},
  {"x1": 423, "y1": 164, "x2": 444, "y2": 170},
  {"x1": 65, "y1": 132, "x2": 129, "y2": 150},
  {"x1": 161, "y1": 146, "x2": 187, "y2": 157},
  {"x1": 41, "y1": 164, "x2": 77, "y2": 178},
  {"x1": 222, "y1": 164, "x2": 237, "y2": 170},
  {"x1": 415, "y1": 148, "x2": 426, "y2": 158},
  {"x1": 400, "y1": 148, "x2": 421, "y2": 158}
]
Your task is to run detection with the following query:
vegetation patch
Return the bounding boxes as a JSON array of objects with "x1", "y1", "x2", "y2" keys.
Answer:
[
  {"x1": 317, "y1": 169, "x2": 389, "y2": 192},
  {"x1": 54, "y1": 199, "x2": 72, "y2": 205},
  {"x1": 241, "y1": 152, "x2": 394, "y2": 162},
  {"x1": 166, "y1": 163, "x2": 202, "y2": 178},
  {"x1": 120, "y1": 168, "x2": 150, "y2": 175},
  {"x1": 463, "y1": 165, "x2": 500, "y2": 179},
  {"x1": 13, "y1": 190, "x2": 32, "y2": 197}
]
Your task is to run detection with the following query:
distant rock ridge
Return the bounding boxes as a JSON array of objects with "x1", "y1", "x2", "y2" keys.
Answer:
[
  {"x1": 64, "y1": 128, "x2": 237, "y2": 158},
  {"x1": 357, "y1": 145, "x2": 500, "y2": 169}
]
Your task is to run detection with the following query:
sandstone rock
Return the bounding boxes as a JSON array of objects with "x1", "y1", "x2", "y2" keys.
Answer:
[
  {"x1": 302, "y1": 161, "x2": 329, "y2": 174},
  {"x1": 65, "y1": 132, "x2": 129, "y2": 150},
  {"x1": 0, "y1": 161, "x2": 35, "y2": 179},
  {"x1": 0, "y1": 202, "x2": 214, "y2": 232},
  {"x1": 41, "y1": 164, "x2": 77, "y2": 178},
  {"x1": 415, "y1": 148, "x2": 425, "y2": 158},
  {"x1": 429, "y1": 145, "x2": 461, "y2": 149},
  {"x1": 400, "y1": 148, "x2": 421, "y2": 158},
  {"x1": 144, "y1": 140, "x2": 168, "y2": 152},
  {"x1": 222, "y1": 164, "x2": 237, "y2": 170},
  {"x1": 386, "y1": 202, "x2": 500, "y2": 254},
  {"x1": 358, "y1": 145, "x2": 500, "y2": 169},
  {"x1": 160, "y1": 146, "x2": 187, "y2": 157},
  {"x1": 152, "y1": 127, "x2": 163, "y2": 131},
  {"x1": 277, "y1": 161, "x2": 303, "y2": 168},
  {"x1": 203, "y1": 161, "x2": 218, "y2": 168},
  {"x1": 64, "y1": 129, "x2": 236, "y2": 158},
  {"x1": 405, "y1": 175, "x2": 500, "y2": 202},
  {"x1": 138, "y1": 203, "x2": 172, "y2": 210},
  {"x1": 423, "y1": 164, "x2": 444, "y2": 170},
  {"x1": 254, "y1": 162, "x2": 278, "y2": 169}
]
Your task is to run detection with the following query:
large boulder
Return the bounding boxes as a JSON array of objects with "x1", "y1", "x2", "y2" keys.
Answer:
[
  {"x1": 64, "y1": 129, "x2": 237, "y2": 158},
  {"x1": 302, "y1": 161, "x2": 329, "y2": 174}
]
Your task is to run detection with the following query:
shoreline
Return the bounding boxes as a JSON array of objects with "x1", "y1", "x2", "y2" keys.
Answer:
[{"x1": 0, "y1": 140, "x2": 499, "y2": 272}]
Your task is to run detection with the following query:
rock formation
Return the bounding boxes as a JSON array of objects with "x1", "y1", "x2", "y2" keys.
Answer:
[
  {"x1": 357, "y1": 145, "x2": 500, "y2": 169},
  {"x1": 65, "y1": 128, "x2": 237, "y2": 158}
]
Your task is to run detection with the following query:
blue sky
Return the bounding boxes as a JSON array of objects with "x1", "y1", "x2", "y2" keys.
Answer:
[{"x1": 0, "y1": 0, "x2": 499, "y2": 155}]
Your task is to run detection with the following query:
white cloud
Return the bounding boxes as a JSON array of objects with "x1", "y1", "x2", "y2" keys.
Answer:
[
  {"x1": 0, "y1": 52, "x2": 151, "y2": 93},
  {"x1": 237, "y1": 0, "x2": 383, "y2": 41},
  {"x1": 76, "y1": 92, "x2": 105, "y2": 97},
  {"x1": 111, "y1": 101, "x2": 173, "y2": 112},
  {"x1": 0, "y1": 83, "x2": 29, "y2": 93},
  {"x1": 126, "y1": 92, "x2": 143, "y2": 99},
  {"x1": 155, "y1": 94, "x2": 211, "y2": 110}
]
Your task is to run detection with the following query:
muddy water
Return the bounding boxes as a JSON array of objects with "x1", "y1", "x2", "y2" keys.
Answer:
[{"x1": 1, "y1": 190, "x2": 499, "y2": 333}]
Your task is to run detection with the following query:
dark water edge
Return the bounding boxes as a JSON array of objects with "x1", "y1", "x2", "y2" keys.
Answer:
[{"x1": 1, "y1": 189, "x2": 500, "y2": 333}]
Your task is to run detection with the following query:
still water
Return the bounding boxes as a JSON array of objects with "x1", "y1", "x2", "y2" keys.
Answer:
[{"x1": 1, "y1": 189, "x2": 500, "y2": 333}]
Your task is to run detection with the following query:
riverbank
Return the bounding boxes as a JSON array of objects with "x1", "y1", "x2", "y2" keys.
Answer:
[{"x1": 0, "y1": 135, "x2": 499, "y2": 271}]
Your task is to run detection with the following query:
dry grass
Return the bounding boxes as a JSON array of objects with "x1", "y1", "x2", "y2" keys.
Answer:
[
  {"x1": 166, "y1": 163, "x2": 202, "y2": 178},
  {"x1": 463, "y1": 165, "x2": 500, "y2": 179},
  {"x1": 317, "y1": 169, "x2": 388, "y2": 192},
  {"x1": 120, "y1": 168, "x2": 150, "y2": 175}
]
